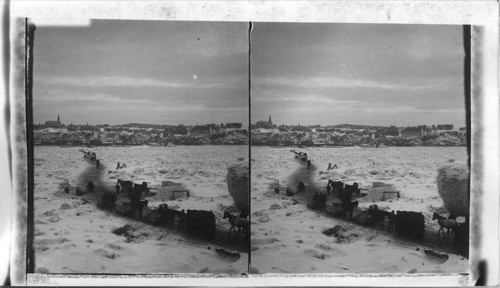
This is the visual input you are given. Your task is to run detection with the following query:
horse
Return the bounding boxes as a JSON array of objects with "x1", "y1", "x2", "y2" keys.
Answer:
[
  {"x1": 127, "y1": 185, "x2": 142, "y2": 204},
  {"x1": 344, "y1": 182, "x2": 359, "y2": 196},
  {"x1": 328, "y1": 180, "x2": 344, "y2": 197},
  {"x1": 175, "y1": 209, "x2": 186, "y2": 231},
  {"x1": 158, "y1": 204, "x2": 177, "y2": 229},
  {"x1": 117, "y1": 179, "x2": 133, "y2": 195},
  {"x1": 186, "y1": 210, "x2": 216, "y2": 238},
  {"x1": 385, "y1": 210, "x2": 396, "y2": 232},
  {"x1": 297, "y1": 181, "x2": 306, "y2": 193},
  {"x1": 432, "y1": 212, "x2": 459, "y2": 239},
  {"x1": 132, "y1": 200, "x2": 148, "y2": 220},
  {"x1": 87, "y1": 181, "x2": 95, "y2": 192},
  {"x1": 369, "y1": 205, "x2": 386, "y2": 230},
  {"x1": 98, "y1": 191, "x2": 117, "y2": 209},
  {"x1": 223, "y1": 211, "x2": 249, "y2": 237},
  {"x1": 319, "y1": 193, "x2": 327, "y2": 213},
  {"x1": 374, "y1": 210, "x2": 396, "y2": 232},
  {"x1": 342, "y1": 201, "x2": 359, "y2": 220}
]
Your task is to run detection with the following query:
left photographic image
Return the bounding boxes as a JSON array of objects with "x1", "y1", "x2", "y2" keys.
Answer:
[{"x1": 31, "y1": 20, "x2": 249, "y2": 274}]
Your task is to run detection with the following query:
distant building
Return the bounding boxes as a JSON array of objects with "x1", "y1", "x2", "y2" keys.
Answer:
[
  {"x1": 44, "y1": 114, "x2": 62, "y2": 128},
  {"x1": 254, "y1": 114, "x2": 276, "y2": 129}
]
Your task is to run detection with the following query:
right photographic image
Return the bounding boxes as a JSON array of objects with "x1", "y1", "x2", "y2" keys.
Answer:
[{"x1": 250, "y1": 23, "x2": 470, "y2": 274}]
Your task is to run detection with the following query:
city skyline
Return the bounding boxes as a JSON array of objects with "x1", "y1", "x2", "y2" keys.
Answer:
[
  {"x1": 34, "y1": 21, "x2": 467, "y2": 129},
  {"x1": 37, "y1": 111, "x2": 462, "y2": 129}
]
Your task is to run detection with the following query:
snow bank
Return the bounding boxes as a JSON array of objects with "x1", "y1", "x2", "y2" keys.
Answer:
[
  {"x1": 437, "y1": 162, "x2": 469, "y2": 216},
  {"x1": 226, "y1": 161, "x2": 249, "y2": 215}
]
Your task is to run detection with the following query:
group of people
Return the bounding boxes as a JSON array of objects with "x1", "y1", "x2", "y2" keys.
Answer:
[
  {"x1": 291, "y1": 150, "x2": 308, "y2": 159},
  {"x1": 63, "y1": 180, "x2": 95, "y2": 196},
  {"x1": 80, "y1": 149, "x2": 100, "y2": 168},
  {"x1": 327, "y1": 162, "x2": 338, "y2": 170},
  {"x1": 309, "y1": 180, "x2": 360, "y2": 218},
  {"x1": 275, "y1": 180, "x2": 306, "y2": 196},
  {"x1": 116, "y1": 162, "x2": 127, "y2": 170},
  {"x1": 311, "y1": 192, "x2": 328, "y2": 212}
]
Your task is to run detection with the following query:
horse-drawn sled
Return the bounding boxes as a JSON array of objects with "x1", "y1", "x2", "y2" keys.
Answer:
[{"x1": 80, "y1": 149, "x2": 97, "y2": 161}]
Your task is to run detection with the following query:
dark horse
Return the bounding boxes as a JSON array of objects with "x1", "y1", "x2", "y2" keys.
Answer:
[
  {"x1": 223, "y1": 211, "x2": 249, "y2": 237},
  {"x1": 432, "y1": 212, "x2": 459, "y2": 239}
]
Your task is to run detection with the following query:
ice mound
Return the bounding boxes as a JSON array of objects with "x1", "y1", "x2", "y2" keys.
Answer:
[
  {"x1": 147, "y1": 180, "x2": 188, "y2": 203},
  {"x1": 304, "y1": 249, "x2": 331, "y2": 260},
  {"x1": 318, "y1": 170, "x2": 346, "y2": 181},
  {"x1": 364, "y1": 182, "x2": 400, "y2": 202},
  {"x1": 437, "y1": 162, "x2": 469, "y2": 216},
  {"x1": 372, "y1": 182, "x2": 394, "y2": 188},
  {"x1": 322, "y1": 224, "x2": 359, "y2": 243},
  {"x1": 226, "y1": 161, "x2": 249, "y2": 216}
]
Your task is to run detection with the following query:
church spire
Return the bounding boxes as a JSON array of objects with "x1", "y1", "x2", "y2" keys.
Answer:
[
  {"x1": 57, "y1": 114, "x2": 60, "y2": 123},
  {"x1": 268, "y1": 114, "x2": 272, "y2": 123}
]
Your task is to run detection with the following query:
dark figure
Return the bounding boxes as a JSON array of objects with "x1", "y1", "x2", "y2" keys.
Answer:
[
  {"x1": 339, "y1": 184, "x2": 355, "y2": 219},
  {"x1": 286, "y1": 187, "x2": 294, "y2": 196},
  {"x1": 432, "y1": 212, "x2": 459, "y2": 239},
  {"x1": 160, "y1": 208, "x2": 177, "y2": 229},
  {"x1": 312, "y1": 192, "x2": 319, "y2": 209},
  {"x1": 127, "y1": 184, "x2": 143, "y2": 204},
  {"x1": 274, "y1": 186, "x2": 280, "y2": 194},
  {"x1": 126, "y1": 184, "x2": 145, "y2": 219},
  {"x1": 343, "y1": 201, "x2": 359, "y2": 219},
  {"x1": 297, "y1": 181, "x2": 306, "y2": 193},
  {"x1": 87, "y1": 181, "x2": 95, "y2": 192},
  {"x1": 337, "y1": 188, "x2": 344, "y2": 202},
  {"x1": 64, "y1": 186, "x2": 69, "y2": 194},
  {"x1": 328, "y1": 180, "x2": 345, "y2": 197},
  {"x1": 177, "y1": 209, "x2": 187, "y2": 231},
  {"x1": 76, "y1": 187, "x2": 83, "y2": 196},
  {"x1": 319, "y1": 193, "x2": 327, "y2": 212},
  {"x1": 116, "y1": 162, "x2": 121, "y2": 170},
  {"x1": 98, "y1": 191, "x2": 117, "y2": 209},
  {"x1": 369, "y1": 206, "x2": 386, "y2": 230},
  {"x1": 327, "y1": 163, "x2": 332, "y2": 170},
  {"x1": 185, "y1": 209, "x2": 216, "y2": 239},
  {"x1": 115, "y1": 183, "x2": 120, "y2": 194},
  {"x1": 387, "y1": 210, "x2": 396, "y2": 232},
  {"x1": 326, "y1": 184, "x2": 332, "y2": 196},
  {"x1": 117, "y1": 179, "x2": 133, "y2": 194},
  {"x1": 343, "y1": 183, "x2": 357, "y2": 200},
  {"x1": 132, "y1": 200, "x2": 148, "y2": 220},
  {"x1": 307, "y1": 159, "x2": 311, "y2": 169},
  {"x1": 223, "y1": 211, "x2": 249, "y2": 237},
  {"x1": 96, "y1": 159, "x2": 100, "y2": 168}
]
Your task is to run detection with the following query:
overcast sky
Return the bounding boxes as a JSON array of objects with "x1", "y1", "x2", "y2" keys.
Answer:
[
  {"x1": 251, "y1": 23, "x2": 466, "y2": 128},
  {"x1": 34, "y1": 21, "x2": 466, "y2": 128},
  {"x1": 33, "y1": 20, "x2": 249, "y2": 126}
]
